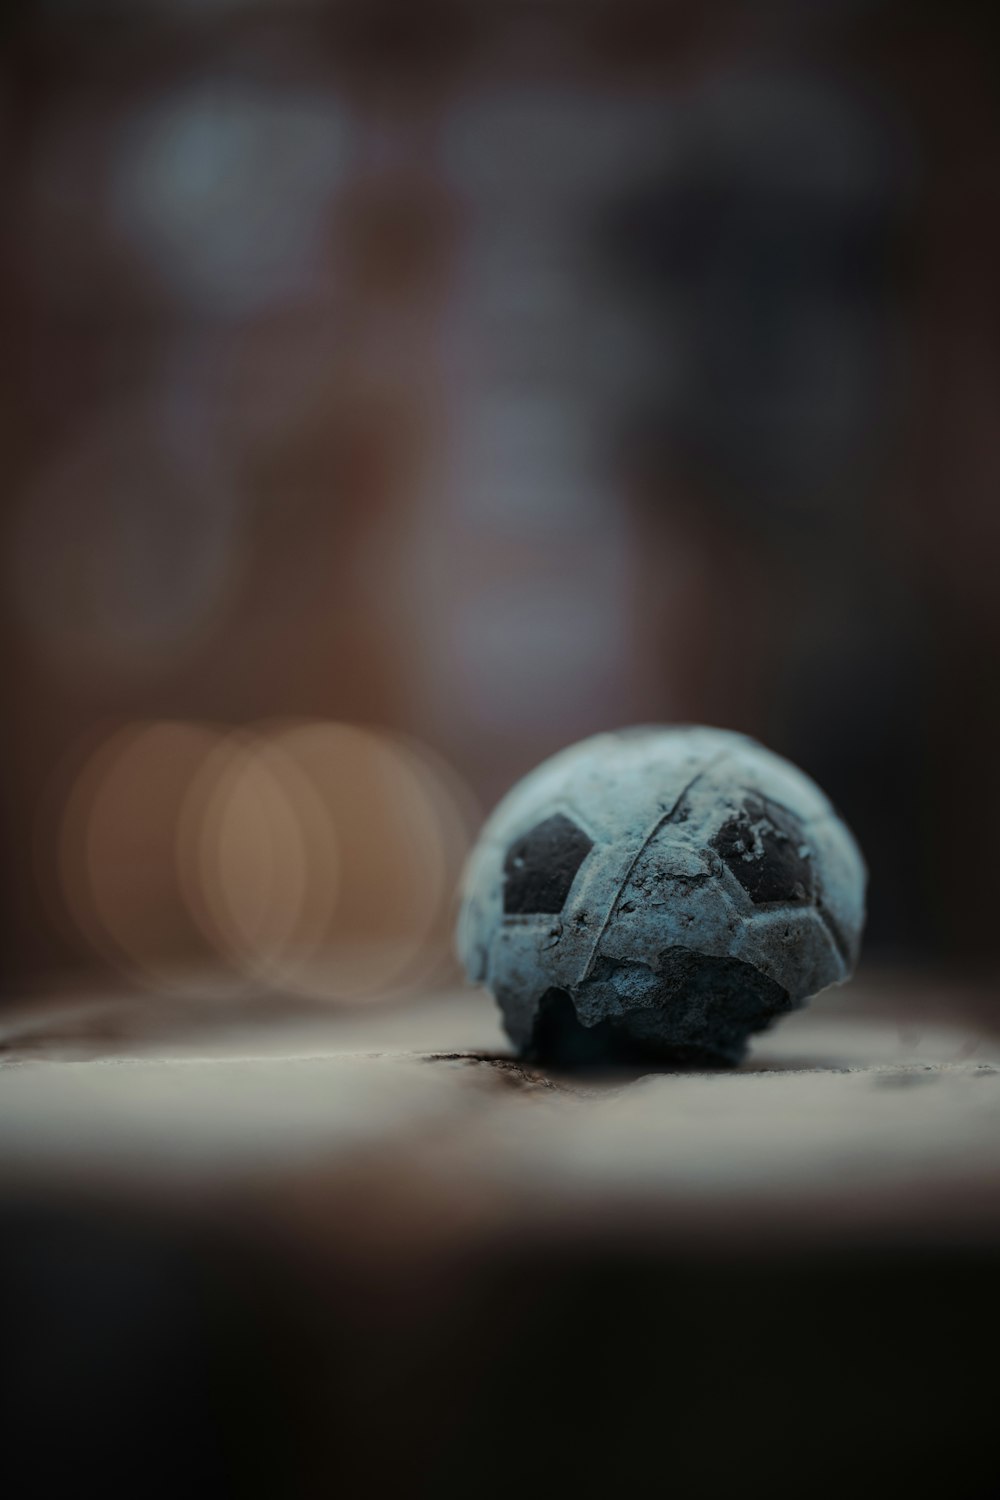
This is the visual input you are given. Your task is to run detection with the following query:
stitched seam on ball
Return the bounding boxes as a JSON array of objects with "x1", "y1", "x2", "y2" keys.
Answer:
[
  {"x1": 579, "y1": 752, "x2": 731, "y2": 982},
  {"x1": 814, "y1": 898, "x2": 852, "y2": 973}
]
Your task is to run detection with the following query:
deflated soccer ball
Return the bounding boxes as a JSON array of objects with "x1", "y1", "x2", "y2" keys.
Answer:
[{"x1": 457, "y1": 726, "x2": 866, "y2": 1067}]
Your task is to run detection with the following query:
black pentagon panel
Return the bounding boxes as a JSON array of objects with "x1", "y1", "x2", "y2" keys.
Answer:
[
  {"x1": 711, "y1": 793, "x2": 815, "y2": 905},
  {"x1": 503, "y1": 814, "x2": 594, "y2": 916}
]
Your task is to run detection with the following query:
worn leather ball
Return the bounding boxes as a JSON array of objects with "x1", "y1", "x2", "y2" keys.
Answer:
[{"x1": 457, "y1": 726, "x2": 866, "y2": 1067}]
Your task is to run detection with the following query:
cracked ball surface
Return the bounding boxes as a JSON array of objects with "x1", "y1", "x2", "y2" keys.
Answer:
[{"x1": 457, "y1": 725, "x2": 867, "y2": 1067}]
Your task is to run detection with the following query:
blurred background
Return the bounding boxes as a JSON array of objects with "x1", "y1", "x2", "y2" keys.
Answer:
[
  {"x1": 5, "y1": 8, "x2": 1000, "y2": 1498},
  {"x1": 3, "y1": 0, "x2": 1000, "y2": 1009}
]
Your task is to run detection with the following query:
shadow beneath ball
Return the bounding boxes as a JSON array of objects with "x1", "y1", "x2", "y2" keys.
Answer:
[{"x1": 524, "y1": 988, "x2": 741, "y2": 1074}]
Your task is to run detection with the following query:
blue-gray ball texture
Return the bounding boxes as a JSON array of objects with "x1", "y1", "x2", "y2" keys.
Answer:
[{"x1": 457, "y1": 726, "x2": 866, "y2": 1067}]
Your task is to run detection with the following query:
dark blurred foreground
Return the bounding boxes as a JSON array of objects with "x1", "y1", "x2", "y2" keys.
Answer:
[
  {"x1": 3, "y1": 1198, "x2": 996, "y2": 1499},
  {"x1": 1, "y1": 981, "x2": 998, "y2": 1499}
]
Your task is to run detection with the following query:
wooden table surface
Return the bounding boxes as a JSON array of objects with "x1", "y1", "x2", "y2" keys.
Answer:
[{"x1": 2, "y1": 974, "x2": 998, "y2": 1497}]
